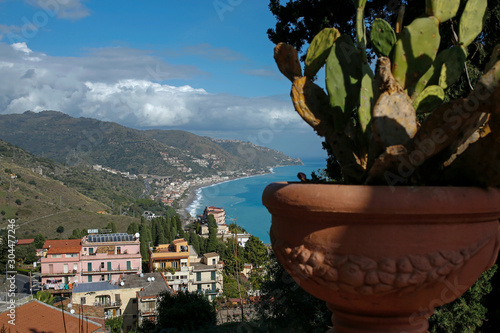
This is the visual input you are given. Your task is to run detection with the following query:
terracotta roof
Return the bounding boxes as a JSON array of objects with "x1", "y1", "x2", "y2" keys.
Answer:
[
  {"x1": 16, "y1": 239, "x2": 34, "y2": 245},
  {"x1": 43, "y1": 239, "x2": 82, "y2": 254},
  {"x1": 0, "y1": 300, "x2": 102, "y2": 332}
]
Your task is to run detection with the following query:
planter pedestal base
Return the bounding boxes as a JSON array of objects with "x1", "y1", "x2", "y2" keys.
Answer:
[{"x1": 327, "y1": 308, "x2": 431, "y2": 333}]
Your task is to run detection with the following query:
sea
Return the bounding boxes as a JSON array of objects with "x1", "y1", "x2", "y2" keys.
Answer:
[{"x1": 187, "y1": 158, "x2": 327, "y2": 244}]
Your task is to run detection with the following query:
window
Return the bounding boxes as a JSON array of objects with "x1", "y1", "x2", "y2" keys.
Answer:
[
  {"x1": 107, "y1": 262, "x2": 112, "y2": 271},
  {"x1": 117, "y1": 247, "x2": 121, "y2": 254},
  {"x1": 89, "y1": 248, "x2": 93, "y2": 254},
  {"x1": 132, "y1": 299, "x2": 137, "y2": 304},
  {"x1": 171, "y1": 261, "x2": 178, "y2": 269},
  {"x1": 212, "y1": 259, "x2": 216, "y2": 265},
  {"x1": 197, "y1": 284, "x2": 201, "y2": 291},
  {"x1": 101, "y1": 262, "x2": 104, "y2": 269},
  {"x1": 101, "y1": 275, "x2": 105, "y2": 281},
  {"x1": 126, "y1": 261, "x2": 131, "y2": 270},
  {"x1": 88, "y1": 275, "x2": 92, "y2": 282},
  {"x1": 196, "y1": 272, "x2": 201, "y2": 281},
  {"x1": 211, "y1": 271, "x2": 216, "y2": 280},
  {"x1": 88, "y1": 263, "x2": 92, "y2": 272},
  {"x1": 80, "y1": 297, "x2": 86, "y2": 305},
  {"x1": 73, "y1": 263, "x2": 78, "y2": 272},
  {"x1": 66, "y1": 253, "x2": 77, "y2": 258},
  {"x1": 63, "y1": 264, "x2": 68, "y2": 274},
  {"x1": 52, "y1": 254, "x2": 62, "y2": 258}
]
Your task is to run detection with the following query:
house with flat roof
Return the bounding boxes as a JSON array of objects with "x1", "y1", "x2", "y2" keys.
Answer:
[{"x1": 80, "y1": 233, "x2": 142, "y2": 283}]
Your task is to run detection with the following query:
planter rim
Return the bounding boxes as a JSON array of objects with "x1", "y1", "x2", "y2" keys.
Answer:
[{"x1": 262, "y1": 182, "x2": 500, "y2": 223}]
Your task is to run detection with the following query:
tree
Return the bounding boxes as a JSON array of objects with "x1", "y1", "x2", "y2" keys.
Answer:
[
  {"x1": 244, "y1": 235, "x2": 268, "y2": 268},
  {"x1": 257, "y1": 251, "x2": 330, "y2": 332},
  {"x1": 428, "y1": 265, "x2": 497, "y2": 333},
  {"x1": 56, "y1": 226, "x2": 64, "y2": 234},
  {"x1": 16, "y1": 244, "x2": 37, "y2": 264},
  {"x1": 207, "y1": 214, "x2": 218, "y2": 252},
  {"x1": 156, "y1": 291, "x2": 216, "y2": 331},
  {"x1": 33, "y1": 233, "x2": 45, "y2": 248},
  {"x1": 35, "y1": 290, "x2": 54, "y2": 305},
  {"x1": 127, "y1": 222, "x2": 139, "y2": 235},
  {"x1": 105, "y1": 316, "x2": 123, "y2": 333},
  {"x1": 106, "y1": 222, "x2": 117, "y2": 233}
]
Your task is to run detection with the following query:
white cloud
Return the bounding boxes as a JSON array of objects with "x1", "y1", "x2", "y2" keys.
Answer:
[
  {"x1": 26, "y1": 0, "x2": 90, "y2": 20},
  {"x1": 0, "y1": 41, "x2": 307, "y2": 136}
]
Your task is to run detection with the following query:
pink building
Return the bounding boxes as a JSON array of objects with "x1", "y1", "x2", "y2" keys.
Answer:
[
  {"x1": 41, "y1": 239, "x2": 82, "y2": 287},
  {"x1": 80, "y1": 233, "x2": 142, "y2": 283},
  {"x1": 203, "y1": 206, "x2": 226, "y2": 225}
]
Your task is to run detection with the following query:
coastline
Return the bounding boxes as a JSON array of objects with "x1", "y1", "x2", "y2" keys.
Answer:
[{"x1": 176, "y1": 168, "x2": 278, "y2": 220}]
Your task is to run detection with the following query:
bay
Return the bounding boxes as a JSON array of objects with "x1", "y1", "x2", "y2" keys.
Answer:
[{"x1": 187, "y1": 158, "x2": 327, "y2": 244}]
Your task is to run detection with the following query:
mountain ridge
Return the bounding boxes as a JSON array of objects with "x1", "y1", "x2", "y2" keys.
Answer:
[{"x1": 0, "y1": 111, "x2": 302, "y2": 178}]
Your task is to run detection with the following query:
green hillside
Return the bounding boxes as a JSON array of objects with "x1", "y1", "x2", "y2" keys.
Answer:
[{"x1": 0, "y1": 140, "x2": 141, "y2": 238}]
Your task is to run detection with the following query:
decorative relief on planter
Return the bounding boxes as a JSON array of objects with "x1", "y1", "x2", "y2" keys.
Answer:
[{"x1": 272, "y1": 233, "x2": 494, "y2": 296}]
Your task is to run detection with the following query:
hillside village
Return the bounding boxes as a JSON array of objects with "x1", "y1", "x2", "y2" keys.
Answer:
[{"x1": 1, "y1": 206, "x2": 265, "y2": 332}]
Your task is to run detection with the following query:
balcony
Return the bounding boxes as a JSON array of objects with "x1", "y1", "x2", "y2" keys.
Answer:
[
  {"x1": 94, "y1": 300, "x2": 122, "y2": 308},
  {"x1": 139, "y1": 309, "x2": 158, "y2": 317},
  {"x1": 81, "y1": 267, "x2": 139, "y2": 274},
  {"x1": 41, "y1": 270, "x2": 78, "y2": 277}
]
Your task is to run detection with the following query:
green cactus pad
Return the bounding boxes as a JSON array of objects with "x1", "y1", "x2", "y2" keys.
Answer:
[
  {"x1": 412, "y1": 46, "x2": 466, "y2": 100},
  {"x1": 391, "y1": 16, "x2": 441, "y2": 90},
  {"x1": 425, "y1": 0, "x2": 460, "y2": 22},
  {"x1": 358, "y1": 63, "x2": 374, "y2": 133},
  {"x1": 326, "y1": 34, "x2": 362, "y2": 128},
  {"x1": 305, "y1": 28, "x2": 341, "y2": 78},
  {"x1": 459, "y1": 0, "x2": 487, "y2": 47},
  {"x1": 413, "y1": 85, "x2": 445, "y2": 114},
  {"x1": 370, "y1": 18, "x2": 396, "y2": 57}
]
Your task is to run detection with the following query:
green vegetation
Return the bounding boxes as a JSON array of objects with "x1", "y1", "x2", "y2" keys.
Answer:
[
  {"x1": 35, "y1": 291, "x2": 55, "y2": 305},
  {"x1": 105, "y1": 316, "x2": 123, "y2": 333},
  {"x1": 156, "y1": 291, "x2": 216, "y2": 331}
]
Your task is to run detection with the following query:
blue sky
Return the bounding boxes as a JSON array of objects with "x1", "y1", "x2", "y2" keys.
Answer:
[{"x1": 0, "y1": 0, "x2": 327, "y2": 159}]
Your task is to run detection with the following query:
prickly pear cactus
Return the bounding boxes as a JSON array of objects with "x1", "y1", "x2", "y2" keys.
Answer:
[{"x1": 272, "y1": 0, "x2": 499, "y2": 186}]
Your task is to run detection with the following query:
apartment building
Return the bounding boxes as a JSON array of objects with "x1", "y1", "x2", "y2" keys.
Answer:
[
  {"x1": 40, "y1": 239, "x2": 82, "y2": 287},
  {"x1": 203, "y1": 206, "x2": 226, "y2": 225},
  {"x1": 80, "y1": 233, "x2": 142, "y2": 283},
  {"x1": 149, "y1": 238, "x2": 223, "y2": 301}
]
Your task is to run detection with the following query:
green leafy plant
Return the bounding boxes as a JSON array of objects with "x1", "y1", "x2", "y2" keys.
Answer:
[{"x1": 274, "y1": 0, "x2": 499, "y2": 187}]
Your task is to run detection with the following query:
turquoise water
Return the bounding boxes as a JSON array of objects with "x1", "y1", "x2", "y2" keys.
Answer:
[{"x1": 187, "y1": 158, "x2": 327, "y2": 244}]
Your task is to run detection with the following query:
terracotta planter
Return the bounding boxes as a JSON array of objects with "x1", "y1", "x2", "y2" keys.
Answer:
[{"x1": 262, "y1": 182, "x2": 500, "y2": 333}]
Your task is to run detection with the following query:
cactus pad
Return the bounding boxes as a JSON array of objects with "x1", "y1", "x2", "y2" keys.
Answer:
[
  {"x1": 391, "y1": 16, "x2": 440, "y2": 90},
  {"x1": 274, "y1": 43, "x2": 302, "y2": 82},
  {"x1": 370, "y1": 18, "x2": 396, "y2": 57},
  {"x1": 459, "y1": 0, "x2": 487, "y2": 48},
  {"x1": 426, "y1": 0, "x2": 460, "y2": 22},
  {"x1": 305, "y1": 28, "x2": 341, "y2": 79},
  {"x1": 326, "y1": 34, "x2": 362, "y2": 128},
  {"x1": 412, "y1": 85, "x2": 445, "y2": 114}
]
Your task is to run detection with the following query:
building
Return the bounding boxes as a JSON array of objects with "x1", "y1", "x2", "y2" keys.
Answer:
[
  {"x1": 135, "y1": 273, "x2": 171, "y2": 326},
  {"x1": 0, "y1": 300, "x2": 102, "y2": 332},
  {"x1": 80, "y1": 233, "x2": 142, "y2": 283},
  {"x1": 71, "y1": 272, "x2": 169, "y2": 331},
  {"x1": 149, "y1": 238, "x2": 223, "y2": 301},
  {"x1": 40, "y1": 239, "x2": 82, "y2": 288},
  {"x1": 203, "y1": 206, "x2": 226, "y2": 225},
  {"x1": 149, "y1": 238, "x2": 190, "y2": 273}
]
